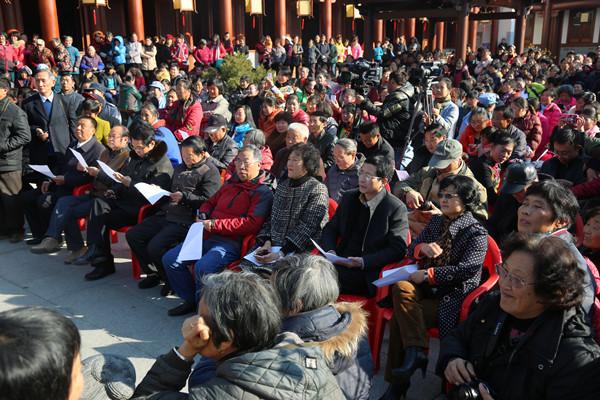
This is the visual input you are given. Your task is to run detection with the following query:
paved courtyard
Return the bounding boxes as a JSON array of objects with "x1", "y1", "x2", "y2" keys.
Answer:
[{"x1": 0, "y1": 232, "x2": 444, "y2": 399}]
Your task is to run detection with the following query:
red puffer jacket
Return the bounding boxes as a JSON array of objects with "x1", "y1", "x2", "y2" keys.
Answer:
[
  {"x1": 166, "y1": 98, "x2": 203, "y2": 141},
  {"x1": 513, "y1": 108, "x2": 543, "y2": 157}
]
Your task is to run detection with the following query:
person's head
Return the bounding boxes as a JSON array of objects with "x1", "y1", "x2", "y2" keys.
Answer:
[
  {"x1": 272, "y1": 254, "x2": 339, "y2": 316},
  {"x1": 540, "y1": 87, "x2": 557, "y2": 106},
  {"x1": 341, "y1": 103, "x2": 358, "y2": 125},
  {"x1": 0, "y1": 77, "x2": 10, "y2": 101},
  {"x1": 499, "y1": 233, "x2": 585, "y2": 319},
  {"x1": 0, "y1": 306, "x2": 83, "y2": 400},
  {"x1": 359, "y1": 155, "x2": 392, "y2": 200},
  {"x1": 274, "y1": 111, "x2": 293, "y2": 134},
  {"x1": 180, "y1": 136, "x2": 207, "y2": 168},
  {"x1": 75, "y1": 116, "x2": 97, "y2": 143},
  {"x1": 423, "y1": 123, "x2": 447, "y2": 154},
  {"x1": 235, "y1": 145, "x2": 263, "y2": 182},
  {"x1": 492, "y1": 105, "x2": 514, "y2": 129},
  {"x1": 469, "y1": 107, "x2": 490, "y2": 134},
  {"x1": 510, "y1": 97, "x2": 529, "y2": 119},
  {"x1": 488, "y1": 130, "x2": 515, "y2": 164},
  {"x1": 207, "y1": 78, "x2": 224, "y2": 99},
  {"x1": 387, "y1": 70, "x2": 408, "y2": 93},
  {"x1": 129, "y1": 119, "x2": 157, "y2": 156},
  {"x1": 437, "y1": 175, "x2": 481, "y2": 219},
  {"x1": 433, "y1": 78, "x2": 452, "y2": 99},
  {"x1": 242, "y1": 129, "x2": 266, "y2": 149},
  {"x1": 557, "y1": 84, "x2": 574, "y2": 103},
  {"x1": 285, "y1": 94, "x2": 300, "y2": 115},
  {"x1": 333, "y1": 139, "x2": 358, "y2": 171},
  {"x1": 169, "y1": 63, "x2": 180, "y2": 79},
  {"x1": 165, "y1": 89, "x2": 178, "y2": 108},
  {"x1": 198, "y1": 271, "x2": 281, "y2": 360},
  {"x1": 60, "y1": 74, "x2": 75, "y2": 94},
  {"x1": 261, "y1": 97, "x2": 277, "y2": 117},
  {"x1": 35, "y1": 69, "x2": 55, "y2": 96},
  {"x1": 428, "y1": 139, "x2": 463, "y2": 173},
  {"x1": 107, "y1": 125, "x2": 130, "y2": 151},
  {"x1": 358, "y1": 121, "x2": 380, "y2": 148},
  {"x1": 245, "y1": 83, "x2": 258, "y2": 97},
  {"x1": 308, "y1": 111, "x2": 328, "y2": 136},
  {"x1": 204, "y1": 114, "x2": 228, "y2": 143},
  {"x1": 81, "y1": 98, "x2": 101, "y2": 119},
  {"x1": 175, "y1": 79, "x2": 192, "y2": 102},
  {"x1": 584, "y1": 207, "x2": 600, "y2": 250},
  {"x1": 286, "y1": 123, "x2": 310, "y2": 148},
  {"x1": 140, "y1": 103, "x2": 163, "y2": 126},
  {"x1": 549, "y1": 127, "x2": 582, "y2": 165},
  {"x1": 277, "y1": 66, "x2": 292, "y2": 84},
  {"x1": 287, "y1": 142, "x2": 321, "y2": 179},
  {"x1": 580, "y1": 107, "x2": 598, "y2": 131},
  {"x1": 518, "y1": 179, "x2": 579, "y2": 233}
]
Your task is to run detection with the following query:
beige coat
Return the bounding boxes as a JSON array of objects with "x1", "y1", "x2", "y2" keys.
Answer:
[{"x1": 140, "y1": 45, "x2": 157, "y2": 71}]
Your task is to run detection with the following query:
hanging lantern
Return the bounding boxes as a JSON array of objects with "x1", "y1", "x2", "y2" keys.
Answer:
[
  {"x1": 297, "y1": 0, "x2": 312, "y2": 17},
  {"x1": 81, "y1": 0, "x2": 107, "y2": 5},
  {"x1": 345, "y1": 4, "x2": 360, "y2": 19},
  {"x1": 245, "y1": 0, "x2": 263, "y2": 15},
  {"x1": 173, "y1": 0, "x2": 196, "y2": 12}
]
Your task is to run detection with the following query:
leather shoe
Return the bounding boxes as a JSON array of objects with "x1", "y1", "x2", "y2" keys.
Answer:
[
  {"x1": 168, "y1": 301, "x2": 196, "y2": 317},
  {"x1": 392, "y1": 346, "x2": 428, "y2": 381},
  {"x1": 26, "y1": 236, "x2": 44, "y2": 245},
  {"x1": 160, "y1": 282, "x2": 174, "y2": 297},
  {"x1": 9, "y1": 232, "x2": 24, "y2": 243},
  {"x1": 73, "y1": 244, "x2": 105, "y2": 265},
  {"x1": 138, "y1": 275, "x2": 161, "y2": 289},
  {"x1": 84, "y1": 267, "x2": 115, "y2": 281}
]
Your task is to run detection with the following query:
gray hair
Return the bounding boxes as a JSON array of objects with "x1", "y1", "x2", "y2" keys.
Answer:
[
  {"x1": 272, "y1": 255, "x2": 339, "y2": 314},
  {"x1": 36, "y1": 38, "x2": 45, "y2": 46},
  {"x1": 239, "y1": 144, "x2": 262, "y2": 162},
  {"x1": 201, "y1": 271, "x2": 281, "y2": 351},
  {"x1": 35, "y1": 69, "x2": 55, "y2": 81},
  {"x1": 141, "y1": 103, "x2": 159, "y2": 117},
  {"x1": 287, "y1": 122, "x2": 309, "y2": 140},
  {"x1": 243, "y1": 129, "x2": 266, "y2": 148},
  {"x1": 335, "y1": 138, "x2": 357, "y2": 155},
  {"x1": 50, "y1": 38, "x2": 61, "y2": 45}
]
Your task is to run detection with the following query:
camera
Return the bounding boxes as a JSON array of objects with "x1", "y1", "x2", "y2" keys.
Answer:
[
  {"x1": 409, "y1": 60, "x2": 444, "y2": 86},
  {"x1": 419, "y1": 200, "x2": 433, "y2": 211},
  {"x1": 446, "y1": 379, "x2": 496, "y2": 400},
  {"x1": 338, "y1": 59, "x2": 383, "y2": 96}
]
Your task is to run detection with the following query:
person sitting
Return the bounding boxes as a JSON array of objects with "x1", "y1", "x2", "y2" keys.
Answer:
[
  {"x1": 272, "y1": 255, "x2": 375, "y2": 399},
  {"x1": 266, "y1": 111, "x2": 293, "y2": 156},
  {"x1": 394, "y1": 139, "x2": 488, "y2": 237},
  {"x1": 324, "y1": 139, "x2": 365, "y2": 204},
  {"x1": 165, "y1": 79, "x2": 203, "y2": 141},
  {"x1": 20, "y1": 117, "x2": 106, "y2": 245},
  {"x1": 132, "y1": 271, "x2": 346, "y2": 399},
  {"x1": 491, "y1": 105, "x2": 528, "y2": 159},
  {"x1": 580, "y1": 206, "x2": 600, "y2": 269},
  {"x1": 337, "y1": 103, "x2": 361, "y2": 140},
  {"x1": 286, "y1": 93, "x2": 309, "y2": 125},
  {"x1": 406, "y1": 123, "x2": 447, "y2": 174},
  {"x1": 321, "y1": 155, "x2": 409, "y2": 298},
  {"x1": 510, "y1": 97, "x2": 543, "y2": 158},
  {"x1": 200, "y1": 78, "x2": 231, "y2": 130},
  {"x1": 458, "y1": 107, "x2": 492, "y2": 156},
  {"x1": 125, "y1": 136, "x2": 221, "y2": 295},
  {"x1": 469, "y1": 129, "x2": 515, "y2": 206},
  {"x1": 161, "y1": 145, "x2": 275, "y2": 316},
  {"x1": 228, "y1": 104, "x2": 257, "y2": 147},
  {"x1": 80, "y1": 98, "x2": 110, "y2": 147},
  {"x1": 381, "y1": 175, "x2": 488, "y2": 399},
  {"x1": 139, "y1": 103, "x2": 182, "y2": 168},
  {"x1": 203, "y1": 114, "x2": 238, "y2": 171},
  {"x1": 308, "y1": 110, "x2": 338, "y2": 171},
  {"x1": 539, "y1": 126, "x2": 586, "y2": 188},
  {"x1": 258, "y1": 96, "x2": 281, "y2": 138},
  {"x1": 440, "y1": 233, "x2": 600, "y2": 400},
  {"x1": 224, "y1": 129, "x2": 273, "y2": 181},
  {"x1": 240, "y1": 143, "x2": 329, "y2": 270},
  {"x1": 72, "y1": 121, "x2": 174, "y2": 281},
  {"x1": 356, "y1": 121, "x2": 395, "y2": 164}
]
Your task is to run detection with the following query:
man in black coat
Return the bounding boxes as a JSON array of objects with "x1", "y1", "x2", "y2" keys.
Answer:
[
  {"x1": 0, "y1": 77, "x2": 30, "y2": 242},
  {"x1": 21, "y1": 68, "x2": 77, "y2": 171},
  {"x1": 321, "y1": 155, "x2": 409, "y2": 297},
  {"x1": 357, "y1": 121, "x2": 395, "y2": 165},
  {"x1": 73, "y1": 120, "x2": 174, "y2": 281},
  {"x1": 308, "y1": 111, "x2": 337, "y2": 171}
]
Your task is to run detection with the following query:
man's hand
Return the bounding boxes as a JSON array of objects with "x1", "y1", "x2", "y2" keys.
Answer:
[
  {"x1": 86, "y1": 166, "x2": 100, "y2": 177},
  {"x1": 40, "y1": 181, "x2": 50, "y2": 194},
  {"x1": 430, "y1": 108, "x2": 440, "y2": 119},
  {"x1": 479, "y1": 384, "x2": 495, "y2": 400},
  {"x1": 336, "y1": 257, "x2": 363, "y2": 268},
  {"x1": 419, "y1": 242, "x2": 443, "y2": 258},
  {"x1": 199, "y1": 219, "x2": 213, "y2": 232},
  {"x1": 254, "y1": 251, "x2": 280, "y2": 264},
  {"x1": 177, "y1": 315, "x2": 210, "y2": 360},
  {"x1": 355, "y1": 94, "x2": 365, "y2": 104},
  {"x1": 170, "y1": 191, "x2": 184, "y2": 203},
  {"x1": 76, "y1": 162, "x2": 86, "y2": 172},
  {"x1": 36, "y1": 128, "x2": 49, "y2": 141},
  {"x1": 51, "y1": 175, "x2": 65, "y2": 185},
  {"x1": 422, "y1": 112, "x2": 432, "y2": 126},
  {"x1": 405, "y1": 190, "x2": 424, "y2": 210},
  {"x1": 113, "y1": 172, "x2": 132, "y2": 187},
  {"x1": 444, "y1": 358, "x2": 477, "y2": 385}
]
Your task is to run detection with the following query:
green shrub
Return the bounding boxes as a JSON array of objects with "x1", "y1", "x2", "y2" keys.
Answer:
[{"x1": 202, "y1": 52, "x2": 273, "y2": 96}]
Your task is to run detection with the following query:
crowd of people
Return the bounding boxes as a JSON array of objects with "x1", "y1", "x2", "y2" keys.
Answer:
[{"x1": 1, "y1": 27, "x2": 600, "y2": 399}]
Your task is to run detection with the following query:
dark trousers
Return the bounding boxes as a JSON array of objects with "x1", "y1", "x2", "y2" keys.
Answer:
[
  {"x1": 46, "y1": 194, "x2": 94, "y2": 250},
  {"x1": 0, "y1": 170, "x2": 24, "y2": 234},
  {"x1": 125, "y1": 215, "x2": 189, "y2": 282},
  {"x1": 384, "y1": 281, "x2": 439, "y2": 384},
  {"x1": 86, "y1": 197, "x2": 137, "y2": 255},
  {"x1": 335, "y1": 264, "x2": 372, "y2": 297},
  {"x1": 19, "y1": 187, "x2": 69, "y2": 238}
]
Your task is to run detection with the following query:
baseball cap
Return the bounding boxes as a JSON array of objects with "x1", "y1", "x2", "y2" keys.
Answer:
[
  {"x1": 499, "y1": 161, "x2": 538, "y2": 194},
  {"x1": 203, "y1": 114, "x2": 228, "y2": 134},
  {"x1": 82, "y1": 92, "x2": 102, "y2": 102},
  {"x1": 478, "y1": 93, "x2": 498, "y2": 105},
  {"x1": 88, "y1": 82, "x2": 107, "y2": 92},
  {"x1": 428, "y1": 139, "x2": 463, "y2": 169},
  {"x1": 149, "y1": 81, "x2": 165, "y2": 92}
]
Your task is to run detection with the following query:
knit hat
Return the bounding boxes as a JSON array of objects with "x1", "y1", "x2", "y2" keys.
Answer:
[{"x1": 81, "y1": 354, "x2": 136, "y2": 400}]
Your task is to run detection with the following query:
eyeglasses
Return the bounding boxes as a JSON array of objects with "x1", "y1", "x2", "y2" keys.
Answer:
[
  {"x1": 437, "y1": 192, "x2": 460, "y2": 199},
  {"x1": 495, "y1": 263, "x2": 536, "y2": 289},
  {"x1": 131, "y1": 144, "x2": 148, "y2": 152},
  {"x1": 108, "y1": 134, "x2": 123, "y2": 139},
  {"x1": 234, "y1": 159, "x2": 256, "y2": 167},
  {"x1": 358, "y1": 170, "x2": 381, "y2": 180},
  {"x1": 554, "y1": 149, "x2": 575, "y2": 158}
]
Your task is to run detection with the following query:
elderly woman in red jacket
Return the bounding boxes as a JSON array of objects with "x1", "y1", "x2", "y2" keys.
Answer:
[{"x1": 166, "y1": 79, "x2": 203, "y2": 141}]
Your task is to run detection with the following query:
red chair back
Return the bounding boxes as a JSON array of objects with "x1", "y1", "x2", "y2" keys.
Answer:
[{"x1": 328, "y1": 198, "x2": 338, "y2": 220}]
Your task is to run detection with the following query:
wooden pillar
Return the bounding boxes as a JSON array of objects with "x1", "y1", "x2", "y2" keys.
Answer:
[
  {"x1": 127, "y1": 0, "x2": 145, "y2": 38},
  {"x1": 1, "y1": 1, "x2": 18, "y2": 33},
  {"x1": 397, "y1": 19, "x2": 405, "y2": 39},
  {"x1": 435, "y1": 21, "x2": 444, "y2": 50},
  {"x1": 321, "y1": 0, "x2": 332, "y2": 38},
  {"x1": 541, "y1": 0, "x2": 552, "y2": 51},
  {"x1": 333, "y1": 1, "x2": 343, "y2": 37},
  {"x1": 468, "y1": 7, "x2": 478, "y2": 49},
  {"x1": 275, "y1": 0, "x2": 286, "y2": 40},
  {"x1": 490, "y1": 18, "x2": 499, "y2": 51},
  {"x1": 514, "y1": 5, "x2": 527, "y2": 54},
  {"x1": 455, "y1": 1, "x2": 469, "y2": 61},
  {"x1": 220, "y1": 0, "x2": 233, "y2": 39},
  {"x1": 405, "y1": 18, "x2": 416, "y2": 39},
  {"x1": 38, "y1": 0, "x2": 60, "y2": 41},
  {"x1": 363, "y1": 6, "x2": 374, "y2": 60},
  {"x1": 374, "y1": 19, "x2": 384, "y2": 44}
]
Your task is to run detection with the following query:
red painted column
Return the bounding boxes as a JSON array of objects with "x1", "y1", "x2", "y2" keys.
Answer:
[
  {"x1": 405, "y1": 18, "x2": 416, "y2": 39},
  {"x1": 374, "y1": 19, "x2": 384, "y2": 44},
  {"x1": 127, "y1": 0, "x2": 145, "y2": 39},
  {"x1": 275, "y1": 0, "x2": 286, "y2": 39},
  {"x1": 455, "y1": 1, "x2": 469, "y2": 61},
  {"x1": 490, "y1": 18, "x2": 499, "y2": 52},
  {"x1": 219, "y1": 0, "x2": 233, "y2": 38},
  {"x1": 38, "y1": 0, "x2": 60, "y2": 41},
  {"x1": 322, "y1": 0, "x2": 332, "y2": 38},
  {"x1": 1, "y1": 0, "x2": 18, "y2": 32},
  {"x1": 541, "y1": 0, "x2": 552, "y2": 50},
  {"x1": 468, "y1": 7, "x2": 478, "y2": 49},
  {"x1": 397, "y1": 19, "x2": 405, "y2": 40},
  {"x1": 514, "y1": 8, "x2": 527, "y2": 54},
  {"x1": 435, "y1": 21, "x2": 445, "y2": 50}
]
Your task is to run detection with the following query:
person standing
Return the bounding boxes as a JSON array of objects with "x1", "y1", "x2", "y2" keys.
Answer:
[{"x1": 0, "y1": 77, "x2": 30, "y2": 243}]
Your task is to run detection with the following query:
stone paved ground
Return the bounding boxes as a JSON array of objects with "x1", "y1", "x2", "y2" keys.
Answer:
[{"x1": 0, "y1": 233, "x2": 444, "y2": 399}]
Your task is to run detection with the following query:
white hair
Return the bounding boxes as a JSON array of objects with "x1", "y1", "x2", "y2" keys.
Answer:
[{"x1": 288, "y1": 123, "x2": 309, "y2": 140}]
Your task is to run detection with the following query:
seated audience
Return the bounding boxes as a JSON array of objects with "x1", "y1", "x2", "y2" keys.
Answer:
[
  {"x1": 321, "y1": 155, "x2": 408, "y2": 298},
  {"x1": 357, "y1": 121, "x2": 395, "y2": 164},
  {"x1": 308, "y1": 111, "x2": 337, "y2": 171},
  {"x1": 203, "y1": 114, "x2": 239, "y2": 171},
  {"x1": 382, "y1": 175, "x2": 488, "y2": 399},
  {"x1": 165, "y1": 79, "x2": 203, "y2": 141},
  {"x1": 80, "y1": 98, "x2": 110, "y2": 147},
  {"x1": 337, "y1": 103, "x2": 361, "y2": 140},
  {"x1": 510, "y1": 97, "x2": 543, "y2": 158},
  {"x1": 324, "y1": 139, "x2": 365, "y2": 204},
  {"x1": 458, "y1": 107, "x2": 492, "y2": 155},
  {"x1": 406, "y1": 123, "x2": 446, "y2": 174},
  {"x1": 258, "y1": 97, "x2": 281, "y2": 138},
  {"x1": 266, "y1": 111, "x2": 293, "y2": 155},
  {"x1": 139, "y1": 103, "x2": 182, "y2": 168},
  {"x1": 200, "y1": 78, "x2": 231, "y2": 129},
  {"x1": 581, "y1": 206, "x2": 600, "y2": 268},
  {"x1": 540, "y1": 126, "x2": 586, "y2": 187},
  {"x1": 229, "y1": 104, "x2": 257, "y2": 147},
  {"x1": 491, "y1": 105, "x2": 528, "y2": 159},
  {"x1": 224, "y1": 129, "x2": 273, "y2": 180}
]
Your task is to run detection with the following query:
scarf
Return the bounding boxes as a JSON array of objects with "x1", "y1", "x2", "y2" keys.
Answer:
[
  {"x1": 174, "y1": 96, "x2": 197, "y2": 126},
  {"x1": 435, "y1": 95, "x2": 452, "y2": 111},
  {"x1": 419, "y1": 214, "x2": 460, "y2": 271}
]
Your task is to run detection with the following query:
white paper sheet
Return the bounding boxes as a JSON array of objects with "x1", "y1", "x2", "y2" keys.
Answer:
[
  {"x1": 176, "y1": 222, "x2": 204, "y2": 263},
  {"x1": 97, "y1": 160, "x2": 120, "y2": 182},
  {"x1": 70, "y1": 148, "x2": 88, "y2": 169},
  {"x1": 29, "y1": 165, "x2": 55, "y2": 178},
  {"x1": 178, "y1": 130, "x2": 189, "y2": 140},
  {"x1": 372, "y1": 264, "x2": 418, "y2": 287},
  {"x1": 244, "y1": 246, "x2": 283, "y2": 266},
  {"x1": 134, "y1": 182, "x2": 171, "y2": 205},
  {"x1": 395, "y1": 169, "x2": 409, "y2": 181},
  {"x1": 311, "y1": 239, "x2": 351, "y2": 264}
]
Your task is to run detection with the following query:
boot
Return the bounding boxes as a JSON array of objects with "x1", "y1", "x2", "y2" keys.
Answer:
[
  {"x1": 392, "y1": 346, "x2": 428, "y2": 381},
  {"x1": 73, "y1": 244, "x2": 107, "y2": 265}
]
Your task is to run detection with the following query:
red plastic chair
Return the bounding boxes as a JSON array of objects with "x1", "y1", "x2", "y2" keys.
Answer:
[
  {"x1": 73, "y1": 183, "x2": 93, "y2": 231},
  {"x1": 328, "y1": 198, "x2": 338, "y2": 219},
  {"x1": 225, "y1": 234, "x2": 257, "y2": 272},
  {"x1": 371, "y1": 235, "x2": 501, "y2": 371}
]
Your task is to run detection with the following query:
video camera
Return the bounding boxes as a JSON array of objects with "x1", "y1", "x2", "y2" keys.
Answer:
[
  {"x1": 409, "y1": 60, "x2": 444, "y2": 87},
  {"x1": 338, "y1": 59, "x2": 383, "y2": 96}
]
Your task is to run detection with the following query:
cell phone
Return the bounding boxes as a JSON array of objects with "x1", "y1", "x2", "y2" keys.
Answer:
[
  {"x1": 564, "y1": 114, "x2": 579, "y2": 126},
  {"x1": 255, "y1": 249, "x2": 269, "y2": 256},
  {"x1": 267, "y1": 72, "x2": 272, "y2": 80}
]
